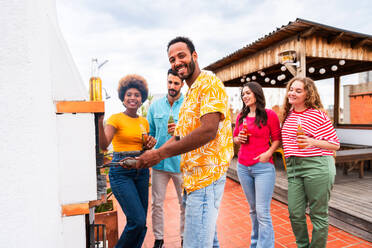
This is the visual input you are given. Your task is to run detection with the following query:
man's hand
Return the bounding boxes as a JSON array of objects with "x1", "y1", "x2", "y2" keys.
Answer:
[
  {"x1": 135, "y1": 149, "x2": 164, "y2": 168},
  {"x1": 167, "y1": 123, "x2": 176, "y2": 136}
]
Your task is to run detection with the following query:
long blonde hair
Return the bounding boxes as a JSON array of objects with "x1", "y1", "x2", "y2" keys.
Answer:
[{"x1": 281, "y1": 77, "x2": 324, "y2": 124}]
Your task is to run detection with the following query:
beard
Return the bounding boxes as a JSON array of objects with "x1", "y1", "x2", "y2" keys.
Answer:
[
  {"x1": 177, "y1": 57, "x2": 195, "y2": 80},
  {"x1": 168, "y1": 89, "x2": 179, "y2": 97}
]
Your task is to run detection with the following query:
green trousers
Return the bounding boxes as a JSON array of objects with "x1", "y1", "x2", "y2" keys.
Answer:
[{"x1": 286, "y1": 156, "x2": 336, "y2": 248}]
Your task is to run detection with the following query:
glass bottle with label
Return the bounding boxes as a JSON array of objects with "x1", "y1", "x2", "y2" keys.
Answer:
[
  {"x1": 140, "y1": 124, "x2": 149, "y2": 150},
  {"x1": 241, "y1": 119, "x2": 250, "y2": 143},
  {"x1": 296, "y1": 117, "x2": 306, "y2": 149},
  {"x1": 168, "y1": 114, "x2": 175, "y2": 136}
]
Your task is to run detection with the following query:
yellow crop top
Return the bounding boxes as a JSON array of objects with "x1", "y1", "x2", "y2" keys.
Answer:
[{"x1": 106, "y1": 113, "x2": 149, "y2": 152}]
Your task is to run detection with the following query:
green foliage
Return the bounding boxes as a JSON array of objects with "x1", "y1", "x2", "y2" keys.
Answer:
[
  {"x1": 95, "y1": 200, "x2": 113, "y2": 213},
  {"x1": 140, "y1": 93, "x2": 154, "y2": 117}
]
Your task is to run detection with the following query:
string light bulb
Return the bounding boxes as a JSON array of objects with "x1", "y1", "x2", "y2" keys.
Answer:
[
  {"x1": 331, "y1": 65, "x2": 338, "y2": 71},
  {"x1": 308, "y1": 67, "x2": 315, "y2": 73}
]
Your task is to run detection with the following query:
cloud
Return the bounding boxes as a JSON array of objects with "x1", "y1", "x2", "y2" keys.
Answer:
[{"x1": 56, "y1": 0, "x2": 372, "y2": 116}]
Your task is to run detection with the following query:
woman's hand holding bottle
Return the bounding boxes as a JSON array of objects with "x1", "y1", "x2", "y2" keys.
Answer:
[
  {"x1": 143, "y1": 135, "x2": 156, "y2": 150},
  {"x1": 236, "y1": 119, "x2": 251, "y2": 144},
  {"x1": 236, "y1": 130, "x2": 249, "y2": 144}
]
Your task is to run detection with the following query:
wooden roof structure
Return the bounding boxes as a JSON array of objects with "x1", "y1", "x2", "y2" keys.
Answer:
[{"x1": 204, "y1": 18, "x2": 372, "y2": 88}]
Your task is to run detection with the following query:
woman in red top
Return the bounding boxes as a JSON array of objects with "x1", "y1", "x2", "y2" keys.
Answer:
[
  {"x1": 281, "y1": 77, "x2": 340, "y2": 248},
  {"x1": 233, "y1": 82, "x2": 281, "y2": 248}
]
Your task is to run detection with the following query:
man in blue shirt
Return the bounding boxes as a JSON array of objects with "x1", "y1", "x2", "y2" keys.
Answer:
[{"x1": 147, "y1": 69, "x2": 185, "y2": 248}]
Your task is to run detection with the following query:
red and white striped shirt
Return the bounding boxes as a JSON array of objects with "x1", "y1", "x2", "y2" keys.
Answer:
[{"x1": 282, "y1": 108, "x2": 339, "y2": 158}]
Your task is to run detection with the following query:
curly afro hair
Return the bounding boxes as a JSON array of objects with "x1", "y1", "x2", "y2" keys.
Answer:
[{"x1": 117, "y1": 74, "x2": 149, "y2": 103}]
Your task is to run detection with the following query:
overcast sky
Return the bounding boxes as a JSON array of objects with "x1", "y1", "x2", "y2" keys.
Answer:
[{"x1": 56, "y1": 0, "x2": 372, "y2": 116}]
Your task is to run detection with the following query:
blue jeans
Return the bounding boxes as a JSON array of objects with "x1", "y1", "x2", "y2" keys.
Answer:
[
  {"x1": 237, "y1": 162, "x2": 276, "y2": 248},
  {"x1": 109, "y1": 152, "x2": 149, "y2": 248},
  {"x1": 182, "y1": 173, "x2": 226, "y2": 248}
]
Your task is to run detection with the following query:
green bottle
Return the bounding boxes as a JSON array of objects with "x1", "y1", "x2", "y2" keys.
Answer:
[{"x1": 168, "y1": 114, "x2": 174, "y2": 135}]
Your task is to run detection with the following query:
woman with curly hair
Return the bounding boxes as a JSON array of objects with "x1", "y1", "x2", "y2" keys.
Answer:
[
  {"x1": 98, "y1": 74, "x2": 156, "y2": 248},
  {"x1": 281, "y1": 77, "x2": 340, "y2": 248},
  {"x1": 233, "y1": 82, "x2": 281, "y2": 248}
]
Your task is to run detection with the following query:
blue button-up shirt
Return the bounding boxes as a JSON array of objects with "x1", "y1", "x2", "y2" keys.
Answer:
[{"x1": 147, "y1": 94, "x2": 184, "y2": 173}]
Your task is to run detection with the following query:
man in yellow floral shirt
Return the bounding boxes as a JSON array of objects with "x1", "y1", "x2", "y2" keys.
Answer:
[{"x1": 136, "y1": 37, "x2": 233, "y2": 248}]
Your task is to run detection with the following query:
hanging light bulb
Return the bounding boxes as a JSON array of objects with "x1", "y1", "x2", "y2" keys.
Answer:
[
  {"x1": 339, "y1": 60, "x2": 345, "y2": 65},
  {"x1": 246, "y1": 77, "x2": 251, "y2": 82},
  {"x1": 319, "y1": 68, "x2": 326, "y2": 74},
  {"x1": 281, "y1": 65, "x2": 287, "y2": 71},
  {"x1": 260, "y1": 71, "x2": 265, "y2": 76},
  {"x1": 331, "y1": 65, "x2": 338, "y2": 71},
  {"x1": 252, "y1": 75, "x2": 256, "y2": 80},
  {"x1": 240, "y1": 78, "x2": 245, "y2": 82},
  {"x1": 277, "y1": 74, "x2": 286, "y2": 81},
  {"x1": 265, "y1": 77, "x2": 270, "y2": 83},
  {"x1": 308, "y1": 67, "x2": 315, "y2": 73},
  {"x1": 270, "y1": 79, "x2": 276, "y2": 85}
]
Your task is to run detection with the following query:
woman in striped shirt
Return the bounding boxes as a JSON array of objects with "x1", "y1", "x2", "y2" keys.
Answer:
[{"x1": 281, "y1": 77, "x2": 340, "y2": 248}]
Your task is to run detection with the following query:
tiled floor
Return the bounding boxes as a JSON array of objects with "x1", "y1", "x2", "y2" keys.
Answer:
[{"x1": 117, "y1": 178, "x2": 372, "y2": 248}]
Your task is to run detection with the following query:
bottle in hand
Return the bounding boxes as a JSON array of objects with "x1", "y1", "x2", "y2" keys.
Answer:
[
  {"x1": 168, "y1": 114, "x2": 175, "y2": 136},
  {"x1": 241, "y1": 119, "x2": 250, "y2": 143},
  {"x1": 140, "y1": 124, "x2": 149, "y2": 149},
  {"x1": 296, "y1": 118, "x2": 306, "y2": 149}
]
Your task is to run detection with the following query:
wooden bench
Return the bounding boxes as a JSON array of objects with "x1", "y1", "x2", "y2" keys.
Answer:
[{"x1": 335, "y1": 148, "x2": 372, "y2": 178}]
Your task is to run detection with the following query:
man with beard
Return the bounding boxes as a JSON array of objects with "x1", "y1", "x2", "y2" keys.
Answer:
[
  {"x1": 136, "y1": 37, "x2": 234, "y2": 248},
  {"x1": 146, "y1": 69, "x2": 185, "y2": 248}
]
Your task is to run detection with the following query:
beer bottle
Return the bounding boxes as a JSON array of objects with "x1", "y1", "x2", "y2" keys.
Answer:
[
  {"x1": 89, "y1": 59, "x2": 102, "y2": 101},
  {"x1": 168, "y1": 114, "x2": 175, "y2": 136},
  {"x1": 296, "y1": 118, "x2": 306, "y2": 149},
  {"x1": 241, "y1": 119, "x2": 250, "y2": 143},
  {"x1": 140, "y1": 124, "x2": 149, "y2": 149}
]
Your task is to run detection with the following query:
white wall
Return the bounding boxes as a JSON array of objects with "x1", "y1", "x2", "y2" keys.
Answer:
[
  {"x1": 58, "y1": 114, "x2": 97, "y2": 204},
  {"x1": 62, "y1": 215, "x2": 87, "y2": 248},
  {"x1": 336, "y1": 128, "x2": 372, "y2": 146},
  {"x1": 0, "y1": 0, "x2": 96, "y2": 247}
]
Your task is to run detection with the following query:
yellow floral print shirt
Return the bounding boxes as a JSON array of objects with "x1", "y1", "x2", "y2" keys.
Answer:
[{"x1": 175, "y1": 71, "x2": 234, "y2": 193}]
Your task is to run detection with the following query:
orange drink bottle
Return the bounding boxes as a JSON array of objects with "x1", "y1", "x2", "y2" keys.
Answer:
[
  {"x1": 242, "y1": 119, "x2": 250, "y2": 143},
  {"x1": 296, "y1": 118, "x2": 306, "y2": 149},
  {"x1": 140, "y1": 124, "x2": 149, "y2": 149},
  {"x1": 142, "y1": 132, "x2": 149, "y2": 144}
]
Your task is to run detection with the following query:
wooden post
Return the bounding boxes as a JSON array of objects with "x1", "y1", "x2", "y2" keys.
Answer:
[
  {"x1": 334, "y1": 76, "x2": 340, "y2": 125},
  {"x1": 297, "y1": 37, "x2": 306, "y2": 77}
]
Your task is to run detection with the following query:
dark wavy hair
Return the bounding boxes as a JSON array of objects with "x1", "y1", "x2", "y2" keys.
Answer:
[
  {"x1": 238, "y1": 82, "x2": 267, "y2": 128},
  {"x1": 167, "y1": 36, "x2": 195, "y2": 54},
  {"x1": 118, "y1": 74, "x2": 148, "y2": 103}
]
